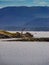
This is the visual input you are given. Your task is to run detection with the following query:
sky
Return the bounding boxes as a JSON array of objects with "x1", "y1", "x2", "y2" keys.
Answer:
[{"x1": 0, "y1": 0, "x2": 49, "y2": 8}]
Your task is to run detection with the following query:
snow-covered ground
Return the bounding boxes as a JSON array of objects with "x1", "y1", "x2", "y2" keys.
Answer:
[
  {"x1": 8, "y1": 31, "x2": 49, "y2": 38},
  {"x1": 0, "y1": 41, "x2": 49, "y2": 65}
]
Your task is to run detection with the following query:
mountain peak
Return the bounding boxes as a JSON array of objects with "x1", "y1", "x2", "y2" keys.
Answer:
[{"x1": 0, "y1": 6, "x2": 49, "y2": 31}]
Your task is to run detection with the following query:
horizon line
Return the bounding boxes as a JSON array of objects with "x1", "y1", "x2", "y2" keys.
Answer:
[{"x1": 0, "y1": 5, "x2": 49, "y2": 9}]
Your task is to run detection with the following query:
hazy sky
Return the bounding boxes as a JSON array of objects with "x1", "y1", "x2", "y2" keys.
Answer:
[{"x1": 0, "y1": 0, "x2": 49, "y2": 8}]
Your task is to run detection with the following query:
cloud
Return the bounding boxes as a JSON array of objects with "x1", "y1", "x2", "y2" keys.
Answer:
[
  {"x1": 39, "y1": 2, "x2": 48, "y2": 6},
  {"x1": 0, "y1": 0, "x2": 49, "y2": 8},
  {"x1": 33, "y1": 0, "x2": 49, "y2": 6}
]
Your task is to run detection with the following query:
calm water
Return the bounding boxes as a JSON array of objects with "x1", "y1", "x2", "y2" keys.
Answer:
[{"x1": 0, "y1": 41, "x2": 49, "y2": 65}]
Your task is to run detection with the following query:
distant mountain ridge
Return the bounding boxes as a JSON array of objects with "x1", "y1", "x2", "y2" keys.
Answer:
[{"x1": 0, "y1": 6, "x2": 49, "y2": 31}]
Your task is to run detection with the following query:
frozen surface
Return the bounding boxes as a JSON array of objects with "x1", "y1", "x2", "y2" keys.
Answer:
[{"x1": 0, "y1": 41, "x2": 49, "y2": 65}]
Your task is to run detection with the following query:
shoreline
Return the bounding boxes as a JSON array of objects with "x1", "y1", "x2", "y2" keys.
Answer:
[
  {"x1": 0, "y1": 38, "x2": 49, "y2": 42},
  {"x1": 0, "y1": 30, "x2": 49, "y2": 42},
  {"x1": 8, "y1": 31, "x2": 49, "y2": 38}
]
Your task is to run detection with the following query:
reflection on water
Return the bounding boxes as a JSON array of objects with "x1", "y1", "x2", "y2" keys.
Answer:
[{"x1": 0, "y1": 41, "x2": 49, "y2": 65}]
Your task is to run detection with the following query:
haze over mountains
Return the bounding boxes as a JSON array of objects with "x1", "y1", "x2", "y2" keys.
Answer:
[{"x1": 0, "y1": 6, "x2": 49, "y2": 31}]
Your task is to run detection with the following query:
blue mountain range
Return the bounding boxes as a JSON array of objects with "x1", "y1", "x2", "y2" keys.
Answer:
[{"x1": 0, "y1": 6, "x2": 49, "y2": 31}]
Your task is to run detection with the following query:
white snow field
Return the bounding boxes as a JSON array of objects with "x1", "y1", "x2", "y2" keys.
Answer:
[{"x1": 0, "y1": 41, "x2": 49, "y2": 65}]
